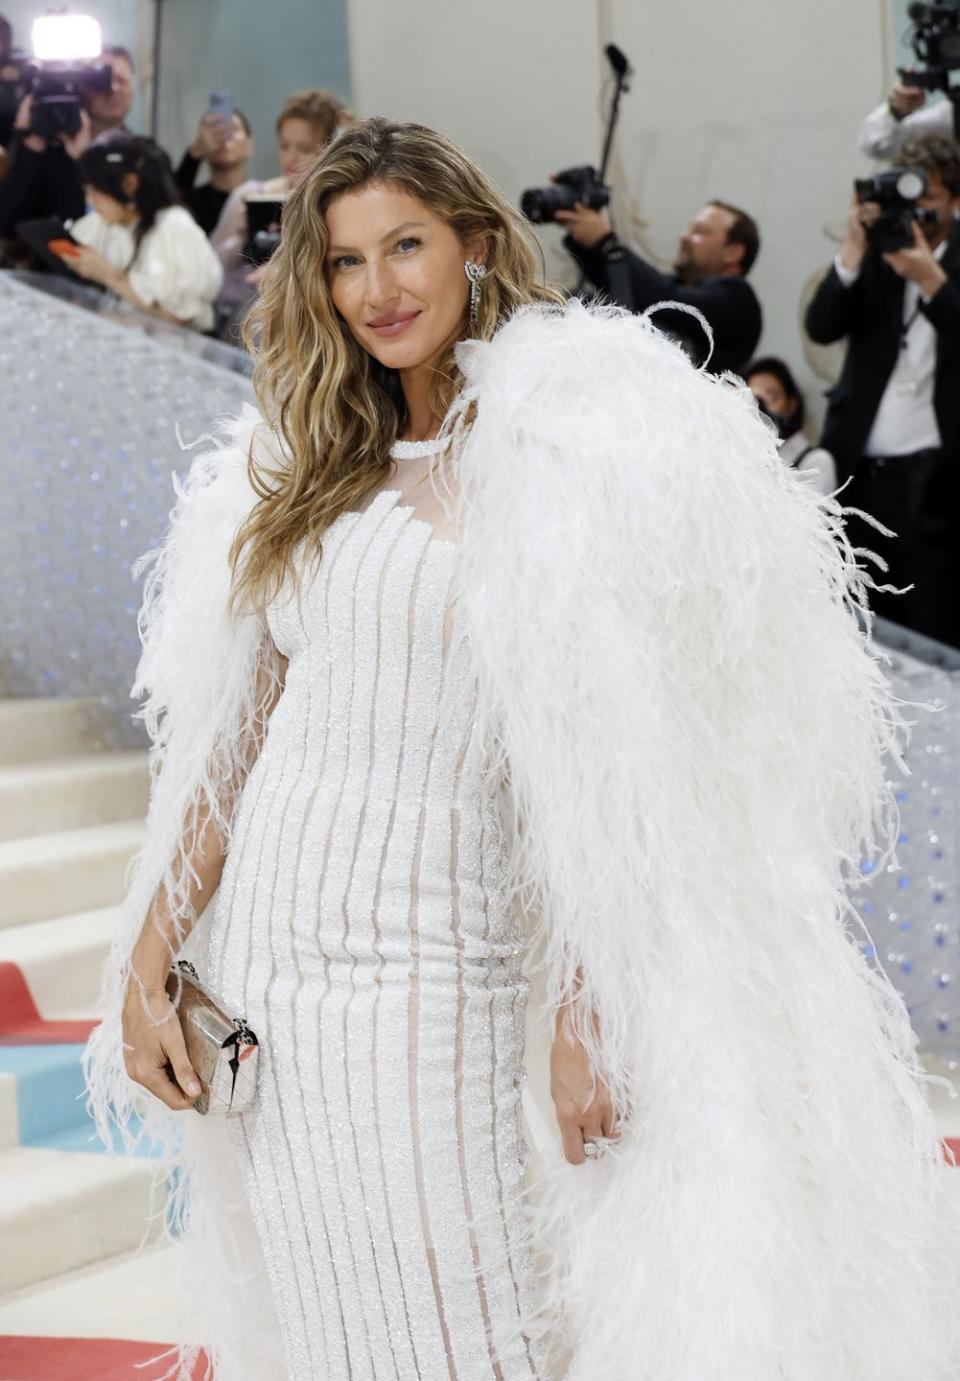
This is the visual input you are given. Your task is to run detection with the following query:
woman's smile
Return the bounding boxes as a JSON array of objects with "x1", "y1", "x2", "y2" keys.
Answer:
[{"x1": 366, "y1": 309, "x2": 422, "y2": 337}]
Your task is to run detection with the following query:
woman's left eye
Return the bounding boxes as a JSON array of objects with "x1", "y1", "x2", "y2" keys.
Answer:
[{"x1": 395, "y1": 236, "x2": 421, "y2": 254}]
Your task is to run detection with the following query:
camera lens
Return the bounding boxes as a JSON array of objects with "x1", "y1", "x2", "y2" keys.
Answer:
[{"x1": 896, "y1": 170, "x2": 926, "y2": 201}]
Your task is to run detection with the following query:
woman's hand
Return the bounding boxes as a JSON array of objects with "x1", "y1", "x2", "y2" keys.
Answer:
[
  {"x1": 14, "y1": 94, "x2": 45, "y2": 154},
  {"x1": 122, "y1": 974, "x2": 202, "y2": 1112},
  {"x1": 554, "y1": 199, "x2": 613, "y2": 249},
  {"x1": 68, "y1": 244, "x2": 122, "y2": 288},
  {"x1": 550, "y1": 1007, "x2": 619, "y2": 1165},
  {"x1": 62, "y1": 108, "x2": 93, "y2": 162},
  {"x1": 838, "y1": 191, "x2": 874, "y2": 275}
]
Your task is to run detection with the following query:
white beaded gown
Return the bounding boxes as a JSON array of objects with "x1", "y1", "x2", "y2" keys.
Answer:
[{"x1": 203, "y1": 437, "x2": 550, "y2": 1381}]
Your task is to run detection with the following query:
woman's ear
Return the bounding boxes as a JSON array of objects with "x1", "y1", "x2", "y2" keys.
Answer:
[
  {"x1": 120, "y1": 170, "x2": 139, "y2": 203},
  {"x1": 466, "y1": 231, "x2": 489, "y2": 269}
]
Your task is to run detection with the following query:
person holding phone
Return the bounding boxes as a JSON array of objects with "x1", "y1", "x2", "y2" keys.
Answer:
[
  {"x1": 210, "y1": 87, "x2": 347, "y2": 337},
  {"x1": 175, "y1": 95, "x2": 254, "y2": 236}
]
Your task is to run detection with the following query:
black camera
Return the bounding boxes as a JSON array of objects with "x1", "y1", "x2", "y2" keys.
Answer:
[
  {"x1": 249, "y1": 230, "x2": 282, "y2": 265},
  {"x1": 520, "y1": 165, "x2": 611, "y2": 225},
  {"x1": 24, "y1": 59, "x2": 112, "y2": 141},
  {"x1": 900, "y1": 0, "x2": 960, "y2": 90},
  {"x1": 854, "y1": 167, "x2": 940, "y2": 251}
]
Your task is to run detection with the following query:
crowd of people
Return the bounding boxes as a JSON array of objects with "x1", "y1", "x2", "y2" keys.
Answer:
[
  {"x1": 0, "y1": 25, "x2": 348, "y2": 333},
  {"x1": 0, "y1": 14, "x2": 956, "y2": 647}
]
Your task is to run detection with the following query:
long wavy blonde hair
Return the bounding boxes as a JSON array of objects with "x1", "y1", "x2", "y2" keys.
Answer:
[{"x1": 229, "y1": 117, "x2": 563, "y2": 616}]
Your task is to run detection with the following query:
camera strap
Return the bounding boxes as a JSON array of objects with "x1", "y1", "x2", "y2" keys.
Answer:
[
  {"x1": 900, "y1": 301, "x2": 923, "y2": 348},
  {"x1": 602, "y1": 239, "x2": 635, "y2": 313}
]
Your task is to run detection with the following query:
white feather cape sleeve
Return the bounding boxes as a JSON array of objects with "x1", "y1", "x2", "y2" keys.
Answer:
[
  {"x1": 445, "y1": 299, "x2": 960, "y2": 1381},
  {"x1": 82, "y1": 403, "x2": 284, "y2": 1156}
]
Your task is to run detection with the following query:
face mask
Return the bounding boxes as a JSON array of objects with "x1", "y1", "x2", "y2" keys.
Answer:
[{"x1": 756, "y1": 398, "x2": 797, "y2": 441}]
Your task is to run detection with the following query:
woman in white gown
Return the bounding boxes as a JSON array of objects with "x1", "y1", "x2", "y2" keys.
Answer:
[{"x1": 85, "y1": 118, "x2": 960, "y2": 1381}]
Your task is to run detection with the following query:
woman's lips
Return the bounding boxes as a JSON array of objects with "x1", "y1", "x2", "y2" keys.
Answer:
[{"x1": 368, "y1": 311, "x2": 421, "y2": 337}]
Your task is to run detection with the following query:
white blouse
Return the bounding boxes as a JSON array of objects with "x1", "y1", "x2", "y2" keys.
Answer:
[
  {"x1": 70, "y1": 204, "x2": 224, "y2": 332},
  {"x1": 779, "y1": 430, "x2": 837, "y2": 497}
]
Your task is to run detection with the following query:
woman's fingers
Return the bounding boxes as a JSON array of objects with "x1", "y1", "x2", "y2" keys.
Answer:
[
  {"x1": 142, "y1": 1063, "x2": 196, "y2": 1111},
  {"x1": 560, "y1": 1119, "x2": 588, "y2": 1166},
  {"x1": 161, "y1": 1022, "x2": 202, "y2": 1103},
  {"x1": 121, "y1": 982, "x2": 201, "y2": 1112}
]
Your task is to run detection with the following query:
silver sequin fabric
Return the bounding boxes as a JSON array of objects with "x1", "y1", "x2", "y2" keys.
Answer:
[{"x1": 205, "y1": 456, "x2": 549, "y2": 1380}]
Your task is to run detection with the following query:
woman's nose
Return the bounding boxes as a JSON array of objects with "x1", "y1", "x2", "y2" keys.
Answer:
[{"x1": 365, "y1": 258, "x2": 400, "y2": 309}]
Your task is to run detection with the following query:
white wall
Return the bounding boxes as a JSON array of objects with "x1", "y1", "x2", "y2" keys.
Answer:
[
  {"x1": 347, "y1": 0, "x2": 605, "y2": 286},
  {"x1": 155, "y1": 0, "x2": 351, "y2": 182},
  {"x1": 348, "y1": 0, "x2": 902, "y2": 427}
]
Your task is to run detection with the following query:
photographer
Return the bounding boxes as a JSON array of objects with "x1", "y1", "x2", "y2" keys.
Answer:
[
  {"x1": 859, "y1": 83, "x2": 955, "y2": 161},
  {"x1": 805, "y1": 134, "x2": 960, "y2": 645},
  {"x1": 860, "y1": 1, "x2": 960, "y2": 160},
  {"x1": 174, "y1": 107, "x2": 253, "y2": 236},
  {"x1": 557, "y1": 199, "x2": 762, "y2": 374},
  {"x1": 0, "y1": 44, "x2": 134, "y2": 242}
]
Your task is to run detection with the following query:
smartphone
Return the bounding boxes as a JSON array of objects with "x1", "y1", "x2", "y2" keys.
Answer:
[
  {"x1": 48, "y1": 237, "x2": 80, "y2": 258},
  {"x1": 207, "y1": 90, "x2": 234, "y2": 125}
]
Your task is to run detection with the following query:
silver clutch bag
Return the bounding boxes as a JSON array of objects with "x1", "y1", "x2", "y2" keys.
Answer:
[{"x1": 164, "y1": 959, "x2": 260, "y2": 1116}]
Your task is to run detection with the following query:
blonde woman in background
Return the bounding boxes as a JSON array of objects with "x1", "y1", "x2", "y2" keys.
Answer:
[{"x1": 211, "y1": 88, "x2": 347, "y2": 337}]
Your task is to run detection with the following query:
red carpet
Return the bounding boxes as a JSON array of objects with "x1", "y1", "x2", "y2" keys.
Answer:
[
  {"x1": 0, "y1": 1336, "x2": 208, "y2": 1381},
  {"x1": 0, "y1": 964, "x2": 97, "y2": 1046}
]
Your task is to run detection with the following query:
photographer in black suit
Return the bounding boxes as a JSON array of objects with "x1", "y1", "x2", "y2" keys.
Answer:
[
  {"x1": 557, "y1": 198, "x2": 762, "y2": 375},
  {"x1": 805, "y1": 134, "x2": 960, "y2": 647}
]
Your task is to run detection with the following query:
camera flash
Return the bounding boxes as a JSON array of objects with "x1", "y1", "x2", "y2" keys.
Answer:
[{"x1": 32, "y1": 14, "x2": 102, "y2": 61}]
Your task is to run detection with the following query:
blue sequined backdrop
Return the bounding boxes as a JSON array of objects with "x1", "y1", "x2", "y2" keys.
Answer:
[
  {"x1": 0, "y1": 274, "x2": 253, "y2": 746},
  {"x1": 1, "y1": 273, "x2": 957, "y2": 1058}
]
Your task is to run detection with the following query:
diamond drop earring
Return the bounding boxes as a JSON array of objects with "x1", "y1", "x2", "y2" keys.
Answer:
[{"x1": 464, "y1": 261, "x2": 488, "y2": 324}]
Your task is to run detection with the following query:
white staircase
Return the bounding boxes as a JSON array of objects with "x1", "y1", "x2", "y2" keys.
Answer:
[{"x1": 0, "y1": 696, "x2": 161, "y2": 1298}]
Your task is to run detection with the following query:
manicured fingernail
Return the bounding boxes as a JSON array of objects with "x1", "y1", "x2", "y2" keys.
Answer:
[{"x1": 187, "y1": 1080, "x2": 201, "y2": 1097}]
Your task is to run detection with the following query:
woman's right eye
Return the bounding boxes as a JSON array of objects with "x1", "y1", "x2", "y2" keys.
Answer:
[{"x1": 330, "y1": 255, "x2": 360, "y2": 271}]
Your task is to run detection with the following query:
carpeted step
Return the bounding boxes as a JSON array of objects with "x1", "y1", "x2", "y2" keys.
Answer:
[
  {"x1": 0, "y1": 822, "x2": 144, "y2": 929},
  {"x1": 0, "y1": 1070, "x2": 18, "y2": 1151},
  {"x1": 0, "y1": 1144, "x2": 160, "y2": 1293},
  {"x1": 0, "y1": 1043, "x2": 92, "y2": 1145},
  {"x1": 0, "y1": 1241, "x2": 186, "y2": 1353},
  {"x1": 0, "y1": 753, "x2": 149, "y2": 841},
  {"x1": 0, "y1": 907, "x2": 119, "y2": 1021},
  {"x1": 0, "y1": 698, "x2": 117, "y2": 768}
]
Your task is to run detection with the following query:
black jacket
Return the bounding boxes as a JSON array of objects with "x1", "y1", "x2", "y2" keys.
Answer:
[
  {"x1": 804, "y1": 226, "x2": 960, "y2": 481},
  {"x1": 0, "y1": 135, "x2": 85, "y2": 240},
  {"x1": 174, "y1": 152, "x2": 231, "y2": 237},
  {"x1": 564, "y1": 232, "x2": 763, "y2": 376}
]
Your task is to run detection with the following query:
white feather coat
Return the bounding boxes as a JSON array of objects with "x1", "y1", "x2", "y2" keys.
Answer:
[{"x1": 84, "y1": 299, "x2": 960, "y2": 1381}]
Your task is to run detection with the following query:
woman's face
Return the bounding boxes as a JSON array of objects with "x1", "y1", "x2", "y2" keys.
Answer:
[
  {"x1": 85, "y1": 185, "x2": 130, "y2": 224},
  {"x1": 748, "y1": 372, "x2": 796, "y2": 422},
  {"x1": 277, "y1": 117, "x2": 323, "y2": 183},
  {"x1": 325, "y1": 181, "x2": 478, "y2": 373}
]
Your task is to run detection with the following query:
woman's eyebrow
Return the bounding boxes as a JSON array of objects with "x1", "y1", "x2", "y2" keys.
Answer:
[{"x1": 327, "y1": 221, "x2": 428, "y2": 253}]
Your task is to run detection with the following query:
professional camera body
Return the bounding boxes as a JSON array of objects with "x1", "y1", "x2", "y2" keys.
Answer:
[
  {"x1": 521, "y1": 165, "x2": 611, "y2": 225},
  {"x1": 854, "y1": 167, "x2": 939, "y2": 251},
  {"x1": 23, "y1": 58, "x2": 111, "y2": 141},
  {"x1": 901, "y1": 0, "x2": 960, "y2": 91}
]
